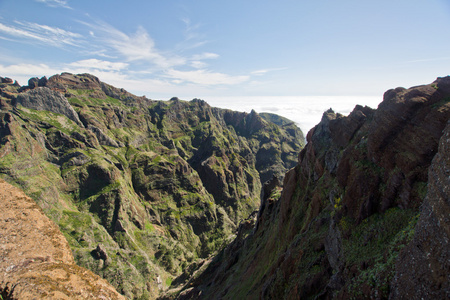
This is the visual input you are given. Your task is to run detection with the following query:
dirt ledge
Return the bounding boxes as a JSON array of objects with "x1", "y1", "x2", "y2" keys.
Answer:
[{"x1": 0, "y1": 178, "x2": 125, "y2": 299}]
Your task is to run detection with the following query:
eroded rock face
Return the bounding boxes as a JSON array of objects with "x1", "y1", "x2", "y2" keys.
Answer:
[
  {"x1": 0, "y1": 179, "x2": 125, "y2": 299},
  {"x1": 390, "y1": 122, "x2": 450, "y2": 299},
  {"x1": 14, "y1": 87, "x2": 83, "y2": 126}
]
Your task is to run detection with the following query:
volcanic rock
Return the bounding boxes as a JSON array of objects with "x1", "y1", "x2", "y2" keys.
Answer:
[
  {"x1": 14, "y1": 87, "x2": 83, "y2": 126},
  {"x1": 390, "y1": 121, "x2": 450, "y2": 299}
]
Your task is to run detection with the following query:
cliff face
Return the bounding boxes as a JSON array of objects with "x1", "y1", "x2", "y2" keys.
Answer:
[
  {"x1": 174, "y1": 77, "x2": 450, "y2": 299},
  {"x1": 0, "y1": 178, "x2": 125, "y2": 299},
  {"x1": 390, "y1": 121, "x2": 450, "y2": 299},
  {"x1": 0, "y1": 73, "x2": 304, "y2": 299}
]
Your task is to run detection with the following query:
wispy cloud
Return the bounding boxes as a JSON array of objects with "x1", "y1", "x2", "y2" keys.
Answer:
[
  {"x1": 83, "y1": 21, "x2": 185, "y2": 69},
  {"x1": 0, "y1": 61, "x2": 129, "y2": 88},
  {"x1": 190, "y1": 61, "x2": 207, "y2": 69},
  {"x1": 0, "y1": 63, "x2": 62, "y2": 85},
  {"x1": 251, "y1": 67, "x2": 288, "y2": 76},
  {"x1": 0, "y1": 14, "x2": 274, "y2": 94},
  {"x1": 189, "y1": 52, "x2": 219, "y2": 69},
  {"x1": 0, "y1": 63, "x2": 59, "y2": 76},
  {"x1": 165, "y1": 69, "x2": 249, "y2": 85},
  {"x1": 68, "y1": 59, "x2": 128, "y2": 71},
  {"x1": 182, "y1": 18, "x2": 201, "y2": 41},
  {"x1": 35, "y1": 0, "x2": 72, "y2": 9},
  {"x1": 191, "y1": 52, "x2": 219, "y2": 60},
  {"x1": 0, "y1": 21, "x2": 82, "y2": 47},
  {"x1": 176, "y1": 18, "x2": 209, "y2": 51}
]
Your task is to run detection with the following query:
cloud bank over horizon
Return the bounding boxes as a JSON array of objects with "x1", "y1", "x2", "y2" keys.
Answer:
[{"x1": 204, "y1": 95, "x2": 382, "y2": 134}]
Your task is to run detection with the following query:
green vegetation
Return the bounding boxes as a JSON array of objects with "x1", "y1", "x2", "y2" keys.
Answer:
[{"x1": 345, "y1": 209, "x2": 419, "y2": 298}]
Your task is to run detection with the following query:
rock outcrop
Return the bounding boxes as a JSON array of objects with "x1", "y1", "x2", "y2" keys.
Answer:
[
  {"x1": 170, "y1": 76, "x2": 450, "y2": 299},
  {"x1": 0, "y1": 179, "x2": 125, "y2": 299},
  {"x1": 14, "y1": 87, "x2": 83, "y2": 126}
]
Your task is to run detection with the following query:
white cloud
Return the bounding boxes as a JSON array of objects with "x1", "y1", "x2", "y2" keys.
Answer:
[
  {"x1": 176, "y1": 18, "x2": 209, "y2": 51},
  {"x1": 0, "y1": 21, "x2": 82, "y2": 47},
  {"x1": 68, "y1": 59, "x2": 128, "y2": 71},
  {"x1": 35, "y1": 0, "x2": 72, "y2": 9},
  {"x1": 190, "y1": 61, "x2": 207, "y2": 69},
  {"x1": 182, "y1": 18, "x2": 201, "y2": 41},
  {"x1": 0, "y1": 63, "x2": 61, "y2": 85},
  {"x1": 191, "y1": 52, "x2": 219, "y2": 60},
  {"x1": 250, "y1": 67, "x2": 288, "y2": 76},
  {"x1": 0, "y1": 16, "x2": 264, "y2": 96},
  {"x1": 189, "y1": 53, "x2": 219, "y2": 69},
  {"x1": 165, "y1": 69, "x2": 249, "y2": 85},
  {"x1": 85, "y1": 22, "x2": 185, "y2": 69}
]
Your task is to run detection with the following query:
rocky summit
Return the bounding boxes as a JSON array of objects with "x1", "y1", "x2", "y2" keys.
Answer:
[{"x1": 0, "y1": 73, "x2": 304, "y2": 299}]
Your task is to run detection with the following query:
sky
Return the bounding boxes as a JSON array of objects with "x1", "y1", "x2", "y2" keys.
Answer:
[{"x1": 0, "y1": 0, "x2": 449, "y2": 132}]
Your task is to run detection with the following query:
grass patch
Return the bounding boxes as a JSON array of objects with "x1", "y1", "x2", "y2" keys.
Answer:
[{"x1": 344, "y1": 207, "x2": 419, "y2": 298}]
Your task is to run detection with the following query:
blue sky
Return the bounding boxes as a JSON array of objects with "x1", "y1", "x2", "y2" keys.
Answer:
[{"x1": 0, "y1": 0, "x2": 449, "y2": 131}]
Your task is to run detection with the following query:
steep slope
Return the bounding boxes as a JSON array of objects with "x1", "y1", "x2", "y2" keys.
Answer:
[
  {"x1": 172, "y1": 77, "x2": 450, "y2": 299},
  {"x1": 0, "y1": 178, "x2": 125, "y2": 299},
  {"x1": 0, "y1": 73, "x2": 304, "y2": 299},
  {"x1": 390, "y1": 121, "x2": 450, "y2": 299}
]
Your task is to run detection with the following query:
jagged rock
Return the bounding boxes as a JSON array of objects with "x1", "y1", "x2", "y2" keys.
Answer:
[
  {"x1": 59, "y1": 151, "x2": 90, "y2": 166},
  {"x1": 329, "y1": 104, "x2": 374, "y2": 148},
  {"x1": 1, "y1": 77, "x2": 13, "y2": 84},
  {"x1": 115, "y1": 219, "x2": 126, "y2": 232},
  {"x1": 87, "y1": 124, "x2": 121, "y2": 147},
  {"x1": 14, "y1": 87, "x2": 83, "y2": 126},
  {"x1": 94, "y1": 244, "x2": 109, "y2": 261},
  {"x1": 38, "y1": 76, "x2": 48, "y2": 87},
  {"x1": 28, "y1": 77, "x2": 39, "y2": 88}
]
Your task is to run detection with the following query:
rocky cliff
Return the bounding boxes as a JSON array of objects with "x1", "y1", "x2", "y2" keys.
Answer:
[
  {"x1": 0, "y1": 73, "x2": 304, "y2": 299},
  {"x1": 0, "y1": 178, "x2": 125, "y2": 299},
  {"x1": 390, "y1": 121, "x2": 450, "y2": 299},
  {"x1": 171, "y1": 77, "x2": 450, "y2": 299}
]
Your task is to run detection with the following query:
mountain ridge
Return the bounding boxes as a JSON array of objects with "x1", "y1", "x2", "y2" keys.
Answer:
[
  {"x1": 0, "y1": 72, "x2": 304, "y2": 299},
  {"x1": 169, "y1": 76, "x2": 450, "y2": 299},
  {"x1": 1, "y1": 74, "x2": 448, "y2": 299}
]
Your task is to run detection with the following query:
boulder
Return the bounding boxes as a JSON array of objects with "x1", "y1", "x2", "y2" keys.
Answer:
[
  {"x1": 38, "y1": 76, "x2": 48, "y2": 87},
  {"x1": 94, "y1": 244, "x2": 108, "y2": 261},
  {"x1": 28, "y1": 77, "x2": 39, "y2": 88},
  {"x1": 1, "y1": 77, "x2": 13, "y2": 84}
]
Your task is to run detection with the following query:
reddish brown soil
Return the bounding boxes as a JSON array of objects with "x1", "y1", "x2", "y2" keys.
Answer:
[{"x1": 0, "y1": 179, "x2": 126, "y2": 299}]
